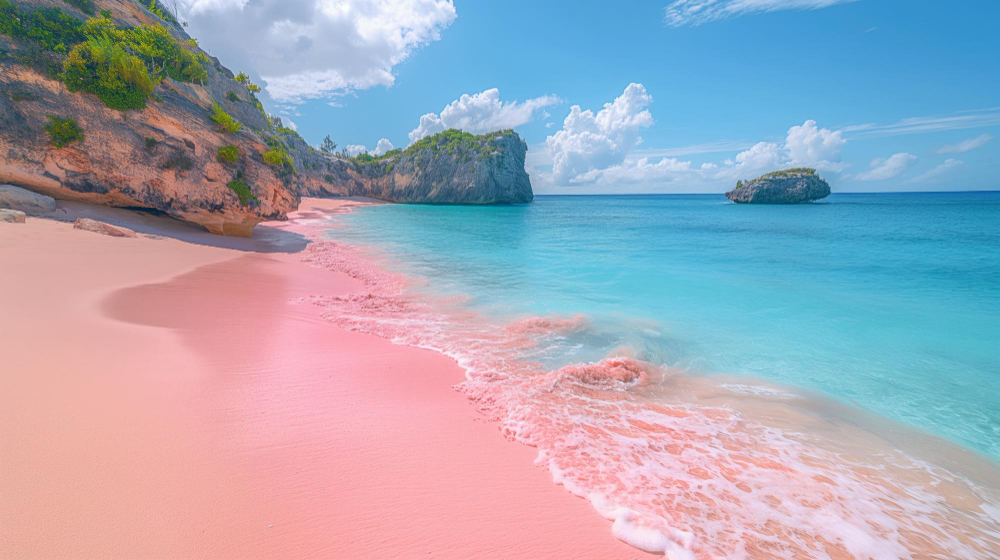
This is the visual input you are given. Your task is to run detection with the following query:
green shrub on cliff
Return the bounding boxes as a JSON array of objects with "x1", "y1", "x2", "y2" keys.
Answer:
[
  {"x1": 210, "y1": 101, "x2": 241, "y2": 133},
  {"x1": 227, "y1": 176, "x2": 258, "y2": 205},
  {"x1": 0, "y1": 2, "x2": 85, "y2": 51},
  {"x1": 122, "y1": 23, "x2": 206, "y2": 84},
  {"x1": 44, "y1": 115, "x2": 84, "y2": 148},
  {"x1": 64, "y1": 36, "x2": 155, "y2": 110},
  {"x1": 262, "y1": 147, "x2": 294, "y2": 170},
  {"x1": 217, "y1": 144, "x2": 240, "y2": 164}
]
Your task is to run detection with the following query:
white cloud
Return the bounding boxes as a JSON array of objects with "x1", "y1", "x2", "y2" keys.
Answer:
[
  {"x1": 407, "y1": 88, "x2": 560, "y2": 143},
  {"x1": 665, "y1": 0, "x2": 858, "y2": 27},
  {"x1": 907, "y1": 159, "x2": 964, "y2": 184},
  {"x1": 852, "y1": 153, "x2": 917, "y2": 181},
  {"x1": 733, "y1": 141, "x2": 783, "y2": 170},
  {"x1": 534, "y1": 83, "x2": 847, "y2": 191},
  {"x1": 785, "y1": 119, "x2": 848, "y2": 170},
  {"x1": 373, "y1": 138, "x2": 395, "y2": 156},
  {"x1": 345, "y1": 144, "x2": 368, "y2": 156},
  {"x1": 841, "y1": 108, "x2": 1000, "y2": 138},
  {"x1": 179, "y1": 0, "x2": 456, "y2": 103},
  {"x1": 545, "y1": 83, "x2": 654, "y2": 183},
  {"x1": 935, "y1": 133, "x2": 993, "y2": 154}
]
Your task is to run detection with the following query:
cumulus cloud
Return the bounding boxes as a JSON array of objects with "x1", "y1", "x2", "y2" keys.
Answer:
[
  {"x1": 408, "y1": 88, "x2": 560, "y2": 143},
  {"x1": 345, "y1": 144, "x2": 368, "y2": 157},
  {"x1": 784, "y1": 120, "x2": 848, "y2": 170},
  {"x1": 907, "y1": 159, "x2": 964, "y2": 184},
  {"x1": 935, "y1": 133, "x2": 993, "y2": 154},
  {"x1": 851, "y1": 153, "x2": 917, "y2": 181},
  {"x1": 545, "y1": 83, "x2": 654, "y2": 183},
  {"x1": 535, "y1": 83, "x2": 847, "y2": 190},
  {"x1": 373, "y1": 138, "x2": 395, "y2": 156},
  {"x1": 178, "y1": 0, "x2": 456, "y2": 103},
  {"x1": 665, "y1": 0, "x2": 858, "y2": 27}
]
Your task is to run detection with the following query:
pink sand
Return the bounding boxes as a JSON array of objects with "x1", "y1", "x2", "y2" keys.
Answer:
[{"x1": 0, "y1": 200, "x2": 647, "y2": 559}]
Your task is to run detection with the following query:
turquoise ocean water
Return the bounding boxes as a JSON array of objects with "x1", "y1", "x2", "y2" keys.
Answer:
[{"x1": 329, "y1": 192, "x2": 1000, "y2": 463}]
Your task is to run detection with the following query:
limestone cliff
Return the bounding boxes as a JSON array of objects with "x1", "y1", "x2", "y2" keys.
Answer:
[
  {"x1": 726, "y1": 168, "x2": 831, "y2": 204},
  {"x1": 0, "y1": 0, "x2": 298, "y2": 235},
  {"x1": 0, "y1": 0, "x2": 535, "y2": 237},
  {"x1": 292, "y1": 129, "x2": 534, "y2": 205}
]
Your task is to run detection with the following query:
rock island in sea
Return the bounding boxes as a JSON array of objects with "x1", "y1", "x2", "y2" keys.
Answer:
[{"x1": 726, "y1": 168, "x2": 831, "y2": 204}]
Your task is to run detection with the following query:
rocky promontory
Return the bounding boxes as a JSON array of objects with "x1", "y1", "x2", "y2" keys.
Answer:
[
  {"x1": 295, "y1": 129, "x2": 533, "y2": 204},
  {"x1": 0, "y1": 0, "x2": 534, "y2": 237},
  {"x1": 726, "y1": 168, "x2": 831, "y2": 204}
]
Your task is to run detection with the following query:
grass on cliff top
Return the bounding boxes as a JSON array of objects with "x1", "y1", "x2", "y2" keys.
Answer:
[
  {"x1": 44, "y1": 115, "x2": 84, "y2": 148},
  {"x1": 757, "y1": 168, "x2": 817, "y2": 180},
  {"x1": 349, "y1": 128, "x2": 513, "y2": 167}
]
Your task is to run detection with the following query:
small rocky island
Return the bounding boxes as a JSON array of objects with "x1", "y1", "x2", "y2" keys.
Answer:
[{"x1": 726, "y1": 168, "x2": 831, "y2": 204}]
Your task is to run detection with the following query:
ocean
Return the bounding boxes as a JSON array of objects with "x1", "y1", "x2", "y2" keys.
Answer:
[{"x1": 318, "y1": 192, "x2": 1000, "y2": 559}]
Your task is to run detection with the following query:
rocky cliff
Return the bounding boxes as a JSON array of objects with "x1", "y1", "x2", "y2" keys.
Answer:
[
  {"x1": 0, "y1": 0, "x2": 534, "y2": 236},
  {"x1": 294, "y1": 129, "x2": 533, "y2": 204},
  {"x1": 726, "y1": 168, "x2": 831, "y2": 204}
]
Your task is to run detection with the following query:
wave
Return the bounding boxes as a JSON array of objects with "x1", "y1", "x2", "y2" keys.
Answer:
[{"x1": 298, "y1": 225, "x2": 1000, "y2": 559}]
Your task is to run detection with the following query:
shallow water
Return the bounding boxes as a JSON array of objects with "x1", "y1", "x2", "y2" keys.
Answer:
[{"x1": 314, "y1": 192, "x2": 1000, "y2": 558}]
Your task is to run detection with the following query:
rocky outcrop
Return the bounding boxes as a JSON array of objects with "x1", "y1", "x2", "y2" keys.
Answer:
[
  {"x1": 0, "y1": 1, "x2": 534, "y2": 237},
  {"x1": 0, "y1": 184, "x2": 55, "y2": 213},
  {"x1": 0, "y1": 0, "x2": 297, "y2": 236},
  {"x1": 73, "y1": 217, "x2": 137, "y2": 237},
  {"x1": 0, "y1": 208, "x2": 26, "y2": 223},
  {"x1": 726, "y1": 168, "x2": 831, "y2": 204},
  {"x1": 291, "y1": 129, "x2": 534, "y2": 204}
]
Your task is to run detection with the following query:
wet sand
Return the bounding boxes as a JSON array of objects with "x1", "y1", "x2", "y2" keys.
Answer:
[{"x1": 0, "y1": 199, "x2": 647, "y2": 559}]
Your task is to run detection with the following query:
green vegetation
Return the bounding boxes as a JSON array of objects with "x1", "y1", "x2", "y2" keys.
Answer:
[
  {"x1": 64, "y1": 35, "x2": 154, "y2": 110},
  {"x1": 62, "y1": 0, "x2": 95, "y2": 15},
  {"x1": 145, "y1": 137, "x2": 157, "y2": 151},
  {"x1": 757, "y1": 168, "x2": 817, "y2": 180},
  {"x1": 210, "y1": 101, "x2": 241, "y2": 133},
  {"x1": 217, "y1": 144, "x2": 240, "y2": 164},
  {"x1": 0, "y1": 1, "x2": 86, "y2": 51},
  {"x1": 227, "y1": 175, "x2": 257, "y2": 205},
  {"x1": 44, "y1": 115, "x2": 84, "y2": 148},
  {"x1": 145, "y1": 0, "x2": 177, "y2": 25},
  {"x1": 320, "y1": 135, "x2": 337, "y2": 154},
  {"x1": 1, "y1": 1, "x2": 207, "y2": 111},
  {"x1": 324, "y1": 174, "x2": 334, "y2": 183},
  {"x1": 226, "y1": 90, "x2": 241, "y2": 102},
  {"x1": 262, "y1": 147, "x2": 294, "y2": 169},
  {"x1": 233, "y1": 70, "x2": 267, "y2": 118},
  {"x1": 349, "y1": 128, "x2": 512, "y2": 167}
]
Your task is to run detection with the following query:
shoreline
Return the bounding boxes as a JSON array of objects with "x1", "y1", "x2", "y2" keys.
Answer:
[{"x1": 0, "y1": 198, "x2": 647, "y2": 559}]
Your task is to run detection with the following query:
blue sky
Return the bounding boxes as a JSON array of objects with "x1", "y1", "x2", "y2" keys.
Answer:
[{"x1": 181, "y1": 0, "x2": 1000, "y2": 193}]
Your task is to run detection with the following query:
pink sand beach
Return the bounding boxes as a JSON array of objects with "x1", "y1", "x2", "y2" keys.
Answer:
[{"x1": 0, "y1": 199, "x2": 647, "y2": 559}]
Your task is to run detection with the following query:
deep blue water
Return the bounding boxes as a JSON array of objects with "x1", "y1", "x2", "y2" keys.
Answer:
[{"x1": 330, "y1": 192, "x2": 1000, "y2": 461}]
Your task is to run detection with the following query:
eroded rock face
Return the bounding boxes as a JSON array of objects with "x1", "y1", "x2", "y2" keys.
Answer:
[
  {"x1": 0, "y1": 0, "x2": 298, "y2": 236},
  {"x1": 0, "y1": 184, "x2": 56, "y2": 214},
  {"x1": 295, "y1": 131, "x2": 534, "y2": 204},
  {"x1": 1, "y1": 1, "x2": 535, "y2": 236},
  {"x1": 726, "y1": 169, "x2": 831, "y2": 204}
]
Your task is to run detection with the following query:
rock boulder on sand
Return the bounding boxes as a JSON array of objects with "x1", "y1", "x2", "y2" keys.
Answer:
[
  {"x1": 73, "y1": 218, "x2": 138, "y2": 238},
  {"x1": 726, "y1": 168, "x2": 831, "y2": 204},
  {"x1": 0, "y1": 209, "x2": 26, "y2": 223},
  {"x1": 0, "y1": 185, "x2": 56, "y2": 214}
]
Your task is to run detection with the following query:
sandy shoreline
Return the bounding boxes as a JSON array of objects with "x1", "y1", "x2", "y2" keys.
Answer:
[{"x1": 0, "y1": 199, "x2": 646, "y2": 559}]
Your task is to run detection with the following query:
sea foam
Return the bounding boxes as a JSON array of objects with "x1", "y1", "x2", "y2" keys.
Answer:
[{"x1": 299, "y1": 217, "x2": 1000, "y2": 559}]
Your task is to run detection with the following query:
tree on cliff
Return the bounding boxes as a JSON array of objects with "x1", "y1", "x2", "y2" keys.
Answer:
[{"x1": 321, "y1": 135, "x2": 337, "y2": 154}]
